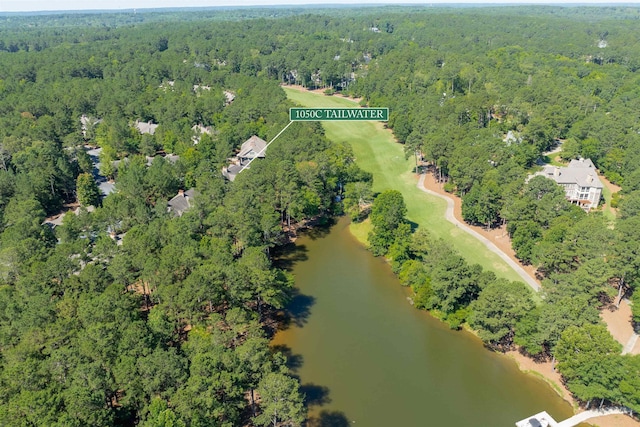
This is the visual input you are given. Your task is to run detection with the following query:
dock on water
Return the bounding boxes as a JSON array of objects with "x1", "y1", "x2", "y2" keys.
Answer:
[{"x1": 516, "y1": 407, "x2": 630, "y2": 427}]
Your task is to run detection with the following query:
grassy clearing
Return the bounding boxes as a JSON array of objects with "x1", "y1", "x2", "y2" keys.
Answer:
[
  {"x1": 348, "y1": 218, "x2": 372, "y2": 247},
  {"x1": 541, "y1": 154, "x2": 566, "y2": 167},
  {"x1": 599, "y1": 182, "x2": 617, "y2": 222},
  {"x1": 284, "y1": 87, "x2": 524, "y2": 284}
]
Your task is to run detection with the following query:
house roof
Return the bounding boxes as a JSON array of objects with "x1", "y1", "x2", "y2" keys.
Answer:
[
  {"x1": 191, "y1": 124, "x2": 213, "y2": 144},
  {"x1": 135, "y1": 120, "x2": 159, "y2": 135},
  {"x1": 43, "y1": 213, "x2": 66, "y2": 228},
  {"x1": 192, "y1": 124, "x2": 212, "y2": 135},
  {"x1": 222, "y1": 164, "x2": 243, "y2": 182},
  {"x1": 238, "y1": 135, "x2": 267, "y2": 159},
  {"x1": 539, "y1": 158, "x2": 604, "y2": 189},
  {"x1": 224, "y1": 91, "x2": 235, "y2": 104},
  {"x1": 568, "y1": 158, "x2": 596, "y2": 169},
  {"x1": 80, "y1": 114, "x2": 102, "y2": 129},
  {"x1": 167, "y1": 188, "x2": 196, "y2": 216},
  {"x1": 145, "y1": 154, "x2": 180, "y2": 166}
]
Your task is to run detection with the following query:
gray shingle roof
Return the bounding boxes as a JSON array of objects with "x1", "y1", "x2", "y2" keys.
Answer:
[
  {"x1": 167, "y1": 189, "x2": 196, "y2": 216},
  {"x1": 539, "y1": 158, "x2": 603, "y2": 189},
  {"x1": 238, "y1": 135, "x2": 267, "y2": 159},
  {"x1": 222, "y1": 164, "x2": 243, "y2": 182}
]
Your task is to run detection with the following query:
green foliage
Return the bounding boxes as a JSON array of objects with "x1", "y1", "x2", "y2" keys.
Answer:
[
  {"x1": 342, "y1": 181, "x2": 373, "y2": 222},
  {"x1": 388, "y1": 222, "x2": 412, "y2": 273},
  {"x1": 610, "y1": 191, "x2": 620, "y2": 208},
  {"x1": 253, "y1": 373, "x2": 305, "y2": 427},
  {"x1": 443, "y1": 182, "x2": 455, "y2": 193},
  {"x1": 445, "y1": 307, "x2": 470, "y2": 330},
  {"x1": 470, "y1": 279, "x2": 535, "y2": 347},
  {"x1": 461, "y1": 179, "x2": 501, "y2": 228},
  {"x1": 140, "y1": 398, "x2": 186, "y2": 427},
  {"x1": 76, "y1": 173, "x2": 101, "y2": 207},
  {"x1": 368, "y1": 190, "x2": 408, "y2": 256},
  {"x1": 632, "y1": 289, "x2": 640, "y2": 325},
  {"x1": 4, "y1": 5, "x2": 640, "y2": 420},
  {"x1": 555, "y1": 324, "x2": 624, "y2": 405}
]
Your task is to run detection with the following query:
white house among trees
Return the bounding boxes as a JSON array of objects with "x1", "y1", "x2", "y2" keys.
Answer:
[{"x1": 534, "y1": 158, "x2": 603, "y2": 211}]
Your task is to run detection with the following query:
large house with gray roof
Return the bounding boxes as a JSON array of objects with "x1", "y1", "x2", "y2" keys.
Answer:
[
  {"x1": 222, "y1": 135, "x2": 268, "y2": 181},
  {"x1": 534, "y1": 158, "x2": 603, "y2": 211}
]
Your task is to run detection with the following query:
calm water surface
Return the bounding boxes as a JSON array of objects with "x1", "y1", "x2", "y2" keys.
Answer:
[{"x1": 273, "y1": 217, "x2": 577, "y2": 427}]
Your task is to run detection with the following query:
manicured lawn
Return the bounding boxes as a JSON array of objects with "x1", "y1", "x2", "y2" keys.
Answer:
[
  {"x1": 284, "y1": 87, "x2": 525, "y2": 283},
  {"x1": 348, "y1": 218, "x2": 372, "y2": 247}
]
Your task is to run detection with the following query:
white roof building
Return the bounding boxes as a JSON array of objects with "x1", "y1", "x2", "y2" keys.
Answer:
[{"x1": 135, "y1": 120, "x2": 159, "y2": 135}]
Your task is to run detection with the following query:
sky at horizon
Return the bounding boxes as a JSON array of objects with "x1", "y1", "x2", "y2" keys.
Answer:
[{"x1": 0, "y1": 0, "x2": 636, "y2": 13}]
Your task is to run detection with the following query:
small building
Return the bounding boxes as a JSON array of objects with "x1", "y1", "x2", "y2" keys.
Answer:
[
  {"x1": 159, "y1": 80, "x2": 175, "y2": 90},
  {"x1": 80, "y1": 114, "x2": 102, "y2": 138},
  {"x1": 191, "y1": 124, "x2": 212, "y2": 144},
  {"x1": 222, "y1": 135, "x2": 268, "y2": 181},
  {"x1": 223, "y1": 90, "x2": 236, "y2": 105},
  {"x1": 534, "y1": 158, "x2": 603, "y2": 211},
  {"x1": 135, "y1": 120, "x2": 159, "y2": 135},
  {"x1": 43, "y1": 213, "x2": 66, "y2": 229},
  {"x1": 238, "y1": 135, "x2": 267, "y2": 163},
  {"x1": 167, "y1": 189, "x2": 196, "y2": 217},
  {"x1": 222, "y1": 164, "x2": 243, "y2": 182}
]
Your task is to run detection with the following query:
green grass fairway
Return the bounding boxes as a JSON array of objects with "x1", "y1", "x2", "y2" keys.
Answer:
[{"x1": 285, "y1": 87, "x2": 524, "y2": 283}]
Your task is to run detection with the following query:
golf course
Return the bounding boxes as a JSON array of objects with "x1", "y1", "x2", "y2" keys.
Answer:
[{"x1": 284, "y1": 86, "x2": 525, "y2": 284}]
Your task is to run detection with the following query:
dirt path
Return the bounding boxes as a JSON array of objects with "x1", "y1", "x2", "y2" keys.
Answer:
[
  {"x1": 422, "y1": 171, "x2": 638, "y2": 350},
  {"x1": 601, "y1": 299, "x2": 640, "y2": 355},
  {"x1": 417, "y1": 173, "x2": 541, "y2": 291}
]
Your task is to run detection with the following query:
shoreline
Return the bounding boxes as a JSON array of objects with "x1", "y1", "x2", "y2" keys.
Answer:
[
  {"x1": 283, "y1": 84, "x2": 639, "y2": 427},
  {"x1": 348, "y1": 214, "x2": 640, "y2": 427}
]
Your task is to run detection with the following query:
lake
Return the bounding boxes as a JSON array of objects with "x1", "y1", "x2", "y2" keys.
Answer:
[{"x1": 273, "y1": 217, "x2": 577, "y2": 427}]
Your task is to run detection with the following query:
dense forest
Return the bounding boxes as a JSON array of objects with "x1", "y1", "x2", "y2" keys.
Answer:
[{"x1": 0, "y1": 4, "x2": 640, "y2": 425}]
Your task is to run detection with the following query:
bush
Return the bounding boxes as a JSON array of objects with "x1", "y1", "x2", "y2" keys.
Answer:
[
  {"x1": 445, "y1": 307, "x2": 470, "y2": 330},
  {"x1": 443, "y1": 182, "x2": 455, "y2": 193},
  {"x1": 611, "y1": 191, "x2": 620, "y2": 208}
]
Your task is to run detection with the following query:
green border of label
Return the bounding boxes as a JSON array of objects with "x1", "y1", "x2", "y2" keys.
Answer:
[{"x1": 290, "y1": 107, "x2": 389, "y2": 121}]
